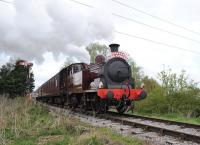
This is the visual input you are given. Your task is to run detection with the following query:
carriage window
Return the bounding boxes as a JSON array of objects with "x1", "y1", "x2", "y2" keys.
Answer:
[
  {"x1": 73, "y1": 64, "x2": 82, "y2": 73},
  {"x1": 68, "y1": 66, "x2": 73, "y2": 75},
  {"x1": 73, "y1": 65, "x2": 78, "y2": 73},
  {"x1": 67, "y1": 68, "x2": 70, "y2": 75},
  {"x1": 70, "y1": 68, "x2": 73, "y2": 75},
  {"x1": 55, "y1": 78, "x2": 57, "y2": 87},
  {"x1": 77, "y1": 65, "x2": 82, "y2": 72}
]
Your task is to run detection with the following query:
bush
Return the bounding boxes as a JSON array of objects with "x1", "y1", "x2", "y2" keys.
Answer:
[{"x1": 135, "y1": 69, "x2": 200, "y2": 118}]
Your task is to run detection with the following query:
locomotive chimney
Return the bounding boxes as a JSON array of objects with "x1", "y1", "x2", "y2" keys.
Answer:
[{"x1": 109, "y1": 44, "x2": 120, "y2": 52}]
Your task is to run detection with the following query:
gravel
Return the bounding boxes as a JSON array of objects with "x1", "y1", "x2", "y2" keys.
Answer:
[
  {"x1": 125, "y1": 117, "x2": 200, "y2": 136},
  {"x1": 47, "y1": 105, "x2": 200, "y2": 145}
]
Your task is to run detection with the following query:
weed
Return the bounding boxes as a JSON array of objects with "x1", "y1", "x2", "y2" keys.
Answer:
[{"x1": 0, "y1": 97, "x2": 146, "y2": 145}]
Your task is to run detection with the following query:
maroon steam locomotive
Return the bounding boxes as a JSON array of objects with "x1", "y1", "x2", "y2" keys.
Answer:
[{"x1": 35, "y1": 44, "x2": 147, "y2": 113}]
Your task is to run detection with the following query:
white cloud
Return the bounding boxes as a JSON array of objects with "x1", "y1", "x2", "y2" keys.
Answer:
[
  {"x1": 0, "y1": 0, "x2": 114, "y2": 63},
  {"x1": 0, "y1": 0, "x2": 200, "y2": 87}
]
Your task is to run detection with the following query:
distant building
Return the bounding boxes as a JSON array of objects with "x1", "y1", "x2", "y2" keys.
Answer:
[
  {"x1": 16, "y1": 60, "x2": 34, "y2": 100},
  {"x1": 16, "y1": 60, "x2": 33, "y2": 67}
]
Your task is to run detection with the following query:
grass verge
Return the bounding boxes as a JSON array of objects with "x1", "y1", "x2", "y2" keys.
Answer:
[
  {"x1": 0, "y1": 97, "x2": 147, "y2": 145},
  {"x1": 132, "y1": 111, "x2": 200, "y2": 125}
]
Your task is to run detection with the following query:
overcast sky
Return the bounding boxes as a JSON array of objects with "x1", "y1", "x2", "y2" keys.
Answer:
[{"x1": 0, "y1": 0, "x2": 200, "y2": 88}]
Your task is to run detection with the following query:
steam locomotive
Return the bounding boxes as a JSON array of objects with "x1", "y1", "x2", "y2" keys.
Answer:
[{"x1": 35, "y1": 44, "x2": 147, "y2": 113}]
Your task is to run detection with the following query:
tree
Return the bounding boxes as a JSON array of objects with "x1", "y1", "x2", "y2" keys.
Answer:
[
  {"x1": 158, "y1": 68, "x2": 198, "y2": 95},
  {"x1": 142, "y1": 76, "x2": 161, "y2": 92},
  {"x1": 0, "y1": 60, "x2": 35, "y2": 98},
  {"x1": 0, "y1": 62, "x2": 14, "y2": 95},
  {"x1": 86, "y1": 42, "x2": 110, "y2": 63},
  {"x1": 28, "y1": 72, "x2": 35, "y2": 93},
  {"x1": 128, "y1": 58, "x2": 144, "y2": 88},
  {"x1": 157, "y1": 68, "x2": 200, "y2": 116}
]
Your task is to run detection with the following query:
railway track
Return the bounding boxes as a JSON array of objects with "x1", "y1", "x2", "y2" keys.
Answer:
[
  {"x1": 108, "y1": 111, "x2": 200, "y2": 129},
  {"x1": 99, "y1": 111, "x2": 200, "y2": 144},
  {"x1": 39, "y1": 102, "x2": 200, "y2": 144},
  {"x1": 79, "y1": 111, "x2": 200, "y2": 144}
]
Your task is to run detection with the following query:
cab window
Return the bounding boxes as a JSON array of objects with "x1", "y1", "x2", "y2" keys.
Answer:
[{"x1": 73, "y1": 64, "x2": 83, "y2": 73}]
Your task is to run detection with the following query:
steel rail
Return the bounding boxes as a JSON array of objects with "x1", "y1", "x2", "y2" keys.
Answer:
[
  {"x1": 98, "y1": 114, "x2": 200, "y2": 143},
  {"x1": 107, "y1": 111, "x2": 200, "y2": 129}
]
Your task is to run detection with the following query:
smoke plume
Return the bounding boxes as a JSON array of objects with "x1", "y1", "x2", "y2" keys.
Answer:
[{"x1": 0, "y1": 0, "x2": 114, "y2": 63}]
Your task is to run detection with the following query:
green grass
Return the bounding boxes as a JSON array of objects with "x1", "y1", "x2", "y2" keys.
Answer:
[
  {"x1": 0, "y1": 97, "x2": 148, "y2": 145},
  {"x1": 131, "y1": 111, "x2": 200, "y2": 125}
]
